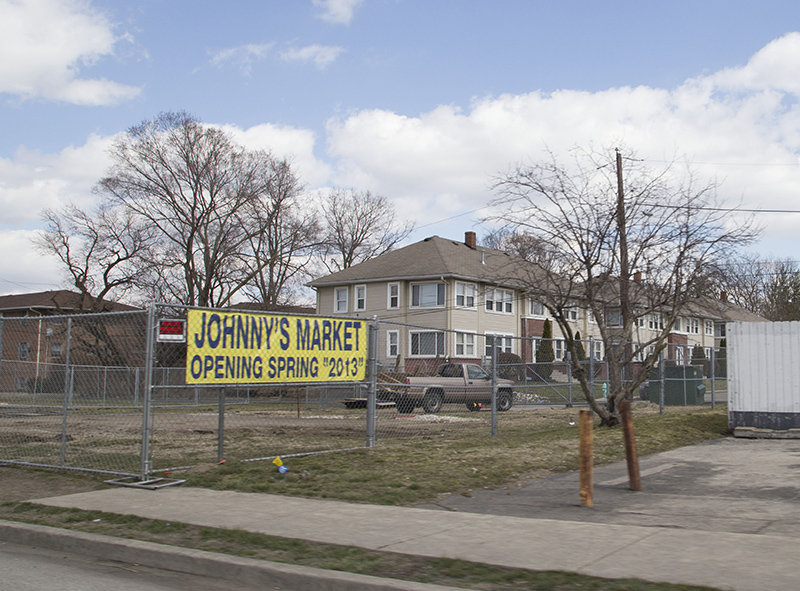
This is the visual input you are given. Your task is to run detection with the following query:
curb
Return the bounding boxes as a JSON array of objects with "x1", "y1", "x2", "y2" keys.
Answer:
[{"x1": 0, "y1": 520, "x2": 463, "y2": 591}]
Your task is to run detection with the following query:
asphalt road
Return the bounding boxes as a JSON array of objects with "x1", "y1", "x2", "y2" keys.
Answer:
[{"x1": 0, "y1": 541, "x2": 278, "y2": 591}]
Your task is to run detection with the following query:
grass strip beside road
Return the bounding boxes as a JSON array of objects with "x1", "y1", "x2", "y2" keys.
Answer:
[{"x1": 0, "y1": 503, "x2": 719, "y2": 591}]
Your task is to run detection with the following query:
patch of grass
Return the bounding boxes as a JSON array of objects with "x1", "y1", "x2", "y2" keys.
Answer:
[
  {"x1": 181, "y1": 406, "x2": 729, "y2": 505},
  {"x1": 0, "y1": 504, "x2": 719, "y2": 591}
]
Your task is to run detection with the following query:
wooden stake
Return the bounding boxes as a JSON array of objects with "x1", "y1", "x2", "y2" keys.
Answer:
[
  {"x1": 620, "y1": 400, "x2": 642, "y2": 491},
  {"x1": 579, "y1": 410, "x2": 593, "y2": 507}
]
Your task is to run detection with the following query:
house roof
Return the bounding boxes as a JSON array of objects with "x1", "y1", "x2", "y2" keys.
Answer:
[
  {"x1": 309, "y1": 235, "x2": 545, "y2": 288},
  {"x1": 0, "y1": 290, "x2": 138, "y2": 314},
  {"x1": 309, "y1": 235, "x2": 767, "y2": 324},
  {"x1": 687, "y1": 296, "x2": 767, "y2": 323}
]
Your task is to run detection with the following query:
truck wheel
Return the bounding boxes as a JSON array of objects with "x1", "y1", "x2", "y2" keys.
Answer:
[
  {"x1": 497, "y1": 390, "x2": 513, "y2": 412},
  {"x1": 422, "y1": 390, "x2": 443, "y2": 413},
  {"x1": 396, "y1": 400, "x2": 415, "y2": 414}
]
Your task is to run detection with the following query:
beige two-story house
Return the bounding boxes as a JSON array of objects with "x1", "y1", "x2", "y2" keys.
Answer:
[{"x1": 309, "y1": 232, "x2": 760, "y2": 374}]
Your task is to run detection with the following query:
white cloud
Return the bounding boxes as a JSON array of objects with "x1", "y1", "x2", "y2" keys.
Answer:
[
  {"x1": 710, "y1": 32, "x2": 800, "y2": 95},
  {"x1": 324, "y1": 34, "x2": 800, "y2": 253},
  {"x1": 279, "y1": 44, "x2": 344, "y2": 69},
  {"x1": 0, "y1": 229, "x2": 65, "y2": 293},
  {"x1": 312, "y1": 0, "x2": 364, "y2": 25},
  {"x1": 0, "y1": 0, "x2": 140, "y2": 105},
  {"x1": 0, "y1": 133, "x2": 114, "y2": 227},
  {"x1": 208, "y1": 43, "x2": 274, "y2": 75},
  {"x1": 222, "y1": 122, "x2": 333, "y2": 186}
]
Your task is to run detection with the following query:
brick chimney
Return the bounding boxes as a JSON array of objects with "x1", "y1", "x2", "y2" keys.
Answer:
[
  {"x1": 465, "y1": 231, "x2": 477, "y2": 249},
  {"x1": 720, "y1": 291, "x2": 728, "y2": 302},
  {"x1": 633, "y1": 271, "x2": 642, "y2": 283}
]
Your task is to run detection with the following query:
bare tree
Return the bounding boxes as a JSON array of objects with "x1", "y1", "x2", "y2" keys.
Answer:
[
  {"x1": 482, "y1": 227, "x2": 556, "y2": 266},
  {"x1": 33, "y1": 203, "x2": 154, "y2": 365},
  {"x1": 319, "y1": 189, "x2": 414, "y2": 272},
  {"x1": 241, "y1": 158, "x2": 321, "y2": 308},
  {"x1": 34, "y1": 202, "x2": 155, "y2": 310},
  {"x1": 96, "y1": 111, "x2": 302, "y2": 308},
  {"x1": 713, "y1": 254, "x2": 800, "y2": 320},
  {"x1": 761, "y1": 261, "x2": 800, "y2": 320},
  {"x1": 490, "y1": 147, "x2": 758, "y2": 427}
]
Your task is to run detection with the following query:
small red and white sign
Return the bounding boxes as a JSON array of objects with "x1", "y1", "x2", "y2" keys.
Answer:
[{"x1": 158, "y1": 319, "x2": 186, "y2": 343}]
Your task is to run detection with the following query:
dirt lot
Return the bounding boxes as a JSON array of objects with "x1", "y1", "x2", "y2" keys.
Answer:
[{"x1": 0, "y1": 466, "x2": 106, "y2": 504}]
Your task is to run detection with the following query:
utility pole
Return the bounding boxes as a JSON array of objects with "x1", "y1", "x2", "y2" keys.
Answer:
[
  {"x1": 616, "y1": 148, "x2": 633, "y2": 394},
  {"x1": 616, "y1": 148, "x2": 630, "y2": 324},
  {"x1": 616, "y1": 149, "x2": 641, "y2": 492}
]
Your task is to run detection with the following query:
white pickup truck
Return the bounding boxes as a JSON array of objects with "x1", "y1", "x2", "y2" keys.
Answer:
[{"x1": 389, "y1": 363, "x2": 515, "y2": 414}]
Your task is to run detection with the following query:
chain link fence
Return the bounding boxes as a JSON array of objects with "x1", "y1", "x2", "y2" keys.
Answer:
[
  {"x1": 0, "y1": 311, "x2": 149, "y2": 476},
  {"x1": 0, "y1": 307, "x2": 728, "y2": 479}
]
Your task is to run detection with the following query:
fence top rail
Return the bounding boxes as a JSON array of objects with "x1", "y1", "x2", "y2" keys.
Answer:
[
  {"x1": 153, "y1": 381, "x2": 367, "y2": 390},
  {"x1": 163, "y1": 303, "x2": 368, "y2": 323}
]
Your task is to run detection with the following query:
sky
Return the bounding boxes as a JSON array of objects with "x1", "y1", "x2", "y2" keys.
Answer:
[{"x1": 3, "y1": 0, "x2": 800, "y2": 296}]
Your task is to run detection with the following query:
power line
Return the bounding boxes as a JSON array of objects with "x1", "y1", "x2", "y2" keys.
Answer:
[
  {"x1": 415, "y1": 208, "x2": 483, "y2": 230},
  {"x1": 641, "y1": 203, "x2": 800, "y2": 214},
  {"x1": 642, "y1": 158, "x2": 800, "y2": 167}
]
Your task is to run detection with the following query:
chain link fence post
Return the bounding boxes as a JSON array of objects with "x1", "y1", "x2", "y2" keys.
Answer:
[
  {"x1": 566, "y1": 350, "x2": 573, "y2": 406},
  {"x1": 140, "y1": 304, "x2": 157, "y2": 480},
  {"x1": 659, "y1": 349, "x2": 666, "y2": 415},
  {"x1": 366, "y1": 318, "x2": 378, "y2": 448},
  {"x1": 59, "y1": 317, "x2": 72, "y2": 468},
  {"x1": 710, "y1": 346, "x2": 716, "y2": 409},
  {"x1": 218, "y1": 386, "x2": 226, "y2": 463},
  {"x1": 589, "y1": 337, "x2": 595, "y2": 400},
  {"x1": 491, "y1": 337, "x2": 498, "y2": 437}
]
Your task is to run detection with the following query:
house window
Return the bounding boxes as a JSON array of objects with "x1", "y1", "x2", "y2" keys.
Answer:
[
  {"x1": 410, "y1": 331, "x2": 445, "y2": 356},
  {"x1": 455, "y1": 282, "x2": 476, "y2": 308},
  {"x1": 387, "y1": 330, "x2": 399, "y2": 357},
  {"x1": 592, "y1": 340, "x2": 604, "y2": 361},
  {"x1": 334, "y1": 287, "x2": 348, "y2": 313},
  {"x1": 675, "y1": 346, "x2": 685, "y2": 365},
  {"x1": 687, "y1": 318, "x2": 699, "y2": 334},
  {"x1": 51, "y1": 343, "x2": 63, "y2": 358},
  {"x1": 529, "y1": 299, "x2": 545, "y2": 317},
  {"x1": 606, "y1": 308, "x2": 623, "y2": 327},
  {"x1": 411, "y1": 282, "x2": 445, "y2": 308},
  {"x1": 387, "y1": 283, "x2": 399, "y2": 309},
  {"x1": 563, "y1": 306, "x2": 578, "y2": 322},
  {"x1": 486, "y1": 288, "x2": 513, "y2": 314},
  {"x1": 554, "y1": 339, "x2": 565, "y2": 361},
  {"x1": 18, "y1": 342, "x2": 30, "y2": 360},
  {"x1": 455, "y1": 332, "x2": 475, "y2": 356},
  {"x1": 705, "y1": 320, "x2": 714, "y2": 336},
  {"x1": 485, "y1": 334, "x2": 512, "y2": 357},
  {"x1": 633, "y1": 343, "x2": 645, "y2": 362},
  {"x1": 355, "y1": 284, "x2": 366, "y2": 311},
  {"x1": 674, "y1": 317, "x2": 684, "y2": 332},
  {"x1": 715, "y1": 323, "x2": 726, "y2": 338},
  {"x1": 648, "y1": 313, "x2": 664, "y2": 330}
]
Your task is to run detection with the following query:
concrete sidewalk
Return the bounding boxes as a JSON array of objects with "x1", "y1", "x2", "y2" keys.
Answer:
[{"x1": 9, "y1": 436, "x2": 800, "y2": 591}]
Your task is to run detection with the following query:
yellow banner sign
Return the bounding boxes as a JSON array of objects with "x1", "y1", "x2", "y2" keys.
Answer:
[{"x1": 185, "y1": 310, "x2": 367, "y2": 384}]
